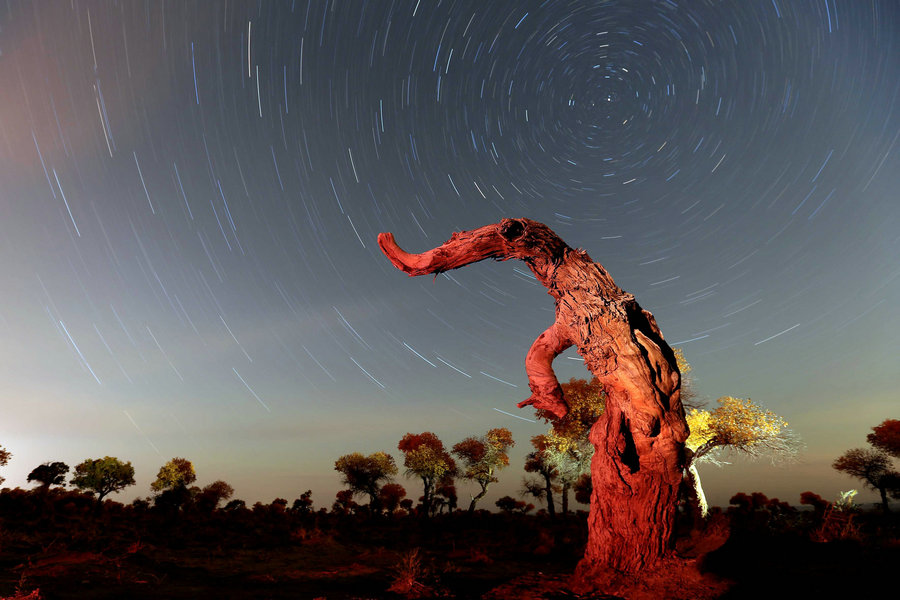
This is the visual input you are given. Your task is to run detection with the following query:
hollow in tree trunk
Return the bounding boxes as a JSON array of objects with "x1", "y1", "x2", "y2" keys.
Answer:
[{"x1": 378, "y1": 219, "x2": 688, "y2": 587}]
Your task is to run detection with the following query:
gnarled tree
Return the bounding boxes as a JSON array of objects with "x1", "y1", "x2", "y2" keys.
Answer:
[{"x1": 379, "y1": 218, "x2": 688, "y2": 584}]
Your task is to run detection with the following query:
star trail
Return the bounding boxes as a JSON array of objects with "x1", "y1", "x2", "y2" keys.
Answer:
[{"x1": 0, "y1": 1, "x2": 898, "y2": 507}]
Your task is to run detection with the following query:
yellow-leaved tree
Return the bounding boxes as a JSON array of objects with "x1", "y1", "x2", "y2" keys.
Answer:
[
  {"x1": 397, "y1": 432, "x2": 456, "y2": 516},
  {"x1": 685, "y1": 396, "x2": 799, "y2": 517}
]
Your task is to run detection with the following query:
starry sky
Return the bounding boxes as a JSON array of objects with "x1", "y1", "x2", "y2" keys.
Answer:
[{"x1": 1, "y1": 0, "x2": 898, "y2": 510}]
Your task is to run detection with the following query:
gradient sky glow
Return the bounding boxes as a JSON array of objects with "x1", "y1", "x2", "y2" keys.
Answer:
[{"x1": 1, "y1": 1, "x2": 898, "y2": 510}]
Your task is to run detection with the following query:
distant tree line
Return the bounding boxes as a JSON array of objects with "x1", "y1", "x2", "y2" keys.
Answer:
[{"x1": 6, "y1": 352, "x2": 893, "y2": 522}]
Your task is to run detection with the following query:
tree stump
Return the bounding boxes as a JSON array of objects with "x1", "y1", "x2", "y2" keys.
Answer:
[{"x1": 378, "y1": 218, "x2": 689, "y2": 588}]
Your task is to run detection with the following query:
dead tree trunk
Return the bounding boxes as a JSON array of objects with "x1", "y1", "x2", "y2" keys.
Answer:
[{"x1": 378, "y1": 218, "x2": 688, "y2": 585}]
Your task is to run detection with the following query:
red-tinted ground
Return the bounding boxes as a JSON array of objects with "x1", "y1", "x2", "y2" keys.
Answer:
[{"x1": 1, "y1": 489, "x2": 898, "y2": 599}]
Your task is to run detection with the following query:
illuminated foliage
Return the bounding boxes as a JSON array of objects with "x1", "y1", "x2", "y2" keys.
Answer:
[
  {"x1": 27, "y1": 461, "x2": 70, "y2": 488},
  {"x1": 867, "y1": 419, "x2": 900, "y2": 458},
  {"x1": 685, "y1": 409, "x2": 716, "y2": 453},
  {"x1": 334, "y1": 451, "x2": 398, "y2": 510},
  {"x1": 532, "y1": 377, "x2": 602, "y2": 514},
  {"x1": 524, "y1": 435, "x2": 559, "y2": 516},
  {"x1": 71, "y1": 457, "x2": 136, "y2": 506},
  {"x1": 536, "y1": 377, "x2": 605, "y2": 453},
  {"x1": 542, "y1": 437, "x2": 592, "y2": 515},
  {"x1": 452, "y1": 427, "x2": 515, "y2": 512},
  {"x1": 150, "y1": 457, "x2": 196, "y2": 492},
  {"x1": 398, "y1": 432, "x2": 456, "y2": 516},
  {"x1": 683, "y1": 396, "x2": 797, "y2": 518},
  {"x1": 686, "y1": 397, "x2": 791, "y2": 460},
  {"x1": 673, "y1": 347, "x2": 691, "y2": 376}
]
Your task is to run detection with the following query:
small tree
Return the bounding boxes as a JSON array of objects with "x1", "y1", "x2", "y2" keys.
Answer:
[
  {"x1": 0, "y1": 445, "x2": 10, "y2": 486},
  {"x1": 452, "y1": 427, "x2": 515, "y2": 512},
  {"x1": 27, "y1": 461, "x2": 69, "y2": 489},
  {"x1": 534, "y1": 377, "x2": 604, "y2": 514},
  {"x1": 524, "y1": 435, "x2": 558, "y2": 517},
  {"x1": 398, "y1": 432, "x2": 456, "y2": 516},
  {"x1": 292, "y1": 490, "x2": 314, "y2": 514},
  {"x1": 434, "y1": 478, "x2": 458, "y2": 514},
  {"x1": 684, "y1": 396, "x2": 799, "y2": 517},
  {"x1": 379, "y1": 483, "x2": 406, "y2": 513},
  {"x1": 833, "y1": 448, "x2": 899, "y2": 513},
  {"x1": 542, "y1": 439, "x2": 592, "y2": 515},
  {"x1": 334, "y1": 451, "x2": 398, "y2": 512},
  {"x1": 195, "y1": 480, "x2": 234, "y2": 512},
  {"x1": 151, "y1": 457, "x2": 196, "y2": 511},
  {"x1": 332, "y1": 489, "x2": 358, "y2": 514},
  {"x1": 496, "y1": 495, "x2": 526, "y2": 514},
  {"x1": 70, "y1": 457, "x2": 136, "y2": 508}
]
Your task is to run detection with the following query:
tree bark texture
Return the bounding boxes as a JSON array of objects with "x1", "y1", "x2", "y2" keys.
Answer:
[{"x1": 378, "y1": 219, "x2": 688, "y2": 581}]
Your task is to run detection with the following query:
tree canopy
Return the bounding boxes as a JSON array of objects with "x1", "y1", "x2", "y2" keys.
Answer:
[
  {"x1": 27, "y1": 461, "x2": 70, "y2": 488},
  {"x1": 452, "y1": 427, "x2": 515, "y2": 512},
  {"x1": 398, "y1": 432, "x2": 456, "y2": 516},
  {"x1": 535, "y1": 377, "x2": 605, "y2": 453},
  {"x1": 378, "y1": 483, "x2": 407, "y2": 513},
  {"x1": 686, "y1": 396, "x2": 794, "y2": 460},
  {"x1": 867, "y1": 419, "x2": 900, "y2": 458},
  {"x1": 683, "y1": 396, "x2": 798, "y2": 517},
  {"x1": 71, "y1": 457, "x2": 136, "y2": 506},
  {"x1": 334, "y1": 451, "x2": 398, "y2": 510},
  {"x1": 150, "y1": 457, "x2": 196, "y2": 492},
  {"x1": 195, "y1": 480, "x2": 235, "y2": 512}
]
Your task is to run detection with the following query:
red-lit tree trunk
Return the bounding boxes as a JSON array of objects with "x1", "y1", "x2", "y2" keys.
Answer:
[{"x1": 378, "y1": 219, "x2": 688, "y2": 587}]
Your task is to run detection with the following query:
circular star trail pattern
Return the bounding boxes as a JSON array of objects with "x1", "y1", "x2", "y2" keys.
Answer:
[{"x1": 0, "y1": 1, "x2": 898, "y2": 506}]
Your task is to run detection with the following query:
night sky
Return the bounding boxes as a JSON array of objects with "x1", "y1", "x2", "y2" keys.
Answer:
[{"x1": 1, "y1": 0, "x2": 898, "y2": 510}]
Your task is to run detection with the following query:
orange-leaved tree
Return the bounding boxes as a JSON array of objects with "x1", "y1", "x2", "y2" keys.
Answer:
[
  {"x1": 398, "y1": 432, "x2": 456, "y2": 516},
  {"x1": 379, "y1": 482, "x2": 407, "y2": 513},
  {"x1": 452, "y1": 427, "x2": 515, "y2": 512},
  {"x1": 868, "y1": 419, "x2": 900, "y2": 457}
]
